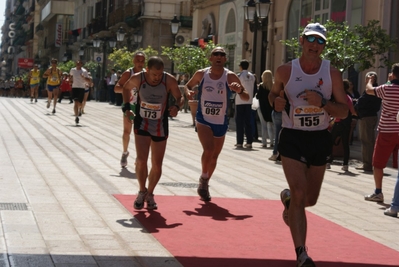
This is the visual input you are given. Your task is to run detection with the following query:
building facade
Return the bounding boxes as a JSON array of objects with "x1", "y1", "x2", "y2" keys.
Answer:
[{"x1": 1, "y1": 0, "x2": 398, "y2": 92}]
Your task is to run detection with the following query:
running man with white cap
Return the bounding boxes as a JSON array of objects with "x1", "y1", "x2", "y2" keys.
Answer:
[{"x1": 269, "y1": 23, "x2": 348, "y2": 266}]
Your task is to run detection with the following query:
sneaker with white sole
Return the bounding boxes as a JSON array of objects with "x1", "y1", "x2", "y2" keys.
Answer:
[
  {"x1": 364, "y1": 192, "x2": 384, "y2": 202},
  {"x1": 146, "y1": 193, "x2": 158, "y2": 210},
  {"x1": 120, "y1": 152, "x2": 129, "y2": 168},
  {"x1": 197, "y1": 177, "x2": 211, "y2": 201},
  {"x1": 297, "y1": 248, "x2": 315, "y2": 267},
  {"x1": 384, "y1": 207, "x2": 398, "y2": 217},
  {"x1": 134, "y1": 190, "x2": 148, "y2": 210},
  {"x1": 269, "y1": 154, "x2": 278, "y2": 161},
  {"x1": 280, "y1": 189, "x2": 290, "y2": 226}
]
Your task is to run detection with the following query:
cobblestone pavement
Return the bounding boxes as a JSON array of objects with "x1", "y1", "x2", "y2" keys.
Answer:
[{"x1": 0, "y1": 97, "x2": 398, "y2": 266}]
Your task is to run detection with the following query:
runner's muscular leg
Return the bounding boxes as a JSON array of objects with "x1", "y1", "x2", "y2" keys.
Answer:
[
  {"x1": 53, "y1": 88, "x2": 59, "y2": 107},
  {"x1": 122, "y1": 115, "x2": 133, "y2": 152},
  {"x1": 147, "y1": 139, "x2": 167, "y2": 194},
  {"x1": 135, "y1": 134, "x2": 151, "y2": 192},
  {"x1": 281, "y1": 157, "x2": 325, "y2": 249},
  {"x1": 197, "y1": 123, "x2": 225, "y2": 178}
]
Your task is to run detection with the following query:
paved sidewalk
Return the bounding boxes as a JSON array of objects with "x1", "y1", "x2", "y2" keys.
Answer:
[{"x1": 0, "y1": 97, "x2": 398, "y2": 266}]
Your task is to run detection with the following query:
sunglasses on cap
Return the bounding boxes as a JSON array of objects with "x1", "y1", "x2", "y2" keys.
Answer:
[
  {"x1": 304, "y1": 35, "x2": 326, "y2": 45},
  {"x1": 212, "y1": 52, "x2": 226, "y2": 57}
]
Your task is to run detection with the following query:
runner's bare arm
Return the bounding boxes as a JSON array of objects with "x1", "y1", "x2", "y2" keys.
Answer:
[
  {"x1": 115, "y1": 71, "x2": 131, "y2": 94},
  {"x1": 227, "y1": 72, "x2": 249, "y2": 101}
]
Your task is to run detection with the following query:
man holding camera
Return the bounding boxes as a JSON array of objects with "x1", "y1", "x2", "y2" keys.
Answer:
[{"x1": 364, "y1": 64, "x2": 399, "y2": 203}]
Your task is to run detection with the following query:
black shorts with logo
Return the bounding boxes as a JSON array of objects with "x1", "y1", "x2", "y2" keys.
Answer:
[{"x1": 278, "y1": 128, "x2": 332, "y2": 167}]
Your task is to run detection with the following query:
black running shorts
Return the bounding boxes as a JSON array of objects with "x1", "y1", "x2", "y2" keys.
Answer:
[
  {"x1": 278, "y1": 128, "x2": 332, "y2": 167},
  {"x1": 72, "y1": 87, "x2": 85, "y2": 103}
]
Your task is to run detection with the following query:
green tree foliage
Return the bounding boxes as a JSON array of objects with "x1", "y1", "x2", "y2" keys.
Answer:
[
  {"x1": 83, "y1": 60, "x2": 100, "y2": 74},
  {"x1": 281, "y1": 20, "x2": 397, "y2": 72},
  {"x1": 58, "y1": 60, "x2": 76, "y2": 74},
  {"x1": 108, "y1": 46, "x2": 158, "y2": 71},
  {"x1": 161, "y1": 42, "x2": 217, "y2": 76}
]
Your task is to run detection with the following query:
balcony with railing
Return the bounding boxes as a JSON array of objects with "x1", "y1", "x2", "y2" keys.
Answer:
[{"x1": 87, "y1": 17, "x2": 107, "y2": 36}]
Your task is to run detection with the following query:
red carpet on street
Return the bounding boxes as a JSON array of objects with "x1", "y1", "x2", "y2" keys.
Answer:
[{"x1": 114, "y1": 195, "x2": 399, "y2": 267}]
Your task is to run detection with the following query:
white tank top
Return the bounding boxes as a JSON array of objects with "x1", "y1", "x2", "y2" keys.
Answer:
[
  {"x1": 197, "y1": 67, "x2": 230, "y2": 125},
  {"x1": 282, "y1": 58, "x2": 332, "y2": 131},
  {"x1": 128, "y1": 68, "x2": 138, "y2": 104}
]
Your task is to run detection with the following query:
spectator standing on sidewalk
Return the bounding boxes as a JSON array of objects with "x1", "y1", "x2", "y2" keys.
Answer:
[
  {"x1": 326, "y1": 79, "x2": 357, "y2": 172},
  {"x1": 256, "y1": 70, "x2": 274, "y2": 148},
  {"x1": 354, "y1": 72, "x2": 381, "y2": 172},
  {"x1": 69, "y1": 60, "x2": 91, "y2": 125},
  {"x1": 43, "y1": 58, "x2": 62, "y2": 114},
  {"x1": 185, "y1": 47, "x2": 249, "y2": 202},
  {"x1": 108, "y1": 69, "x2": 117, "y2": 105},
  {"x1": 235, "y1": 59, "x2": 256, "y2": 149},
  {"x1": 14, "y1": 77, "x2": 24, "y2": 98},
  {"x1": 178, "y1": 74, "x2": 189, "y2": 113},
  {"x1": 269, "y1": 23, "x2": 348, "y2": 266},
  {"x1": 384, "y1": 105, "x2": 399, "y2": 218},
  {"x1": 269, "y1": 109, "x2": 282, "y2": 161},
  {"x1": 122, "y1": 56, "x2": 183, "y2": 210},
  {"x1": 364, "y1": 64, "x2": 399, "y2": 203},
  {"x1": 58, "y1": 72, "x2": 73, "y2": 103},
  {"x1": 114, "y1": 51, "x2": 146, "y2": 168}
]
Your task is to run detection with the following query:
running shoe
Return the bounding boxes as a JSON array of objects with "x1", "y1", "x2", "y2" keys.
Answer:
[
  {"x1": 52, "y1": 109, "x2": 56, "y2": 114},
  {"x1": 341, "y1": 165, "x2": 348, "y2": 172},
  {"x1": 35, "y1": 99, "x2": 37, "y2": 103},
  {"x1": 364, "y1": 192, "x2": 384, "y2": 202},
  {"x1": 197, "y1": 177, "x2": 211, "y2": 201},
  {"x1": 146, "y1": 193, "x2": 158, "y2": 210},
  {"x1": 297, "y1": 248, "x2": 316, "y2": 267},
  {"x1": 46, "y1": 101, "x2": 50, "y2": 108},
  {"x1": 134, "y1": 190, "x2": 148, "y2": 210},
  {"x1": 75, "y1": 117, "x2": 79, "y2": 125},
  {"x1": 384, "y1": 207, "x2": 399, "y2": 217},
  {"x1": 280, "y1": 188, "x2": 291, "y2": 226},
  {"x1": 120, "y1": 152, "x2": 129, "y2": 168},
  {"x1": 30, "y1": 98, "x2": 33, "y2": 102},
  {"x1": 269, "y1": 154, "x2": 279, "y2": 161}
]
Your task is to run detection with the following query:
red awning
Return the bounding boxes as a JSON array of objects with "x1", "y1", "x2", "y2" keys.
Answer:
[{"x1": 18, "y1": 58, "x2": 34, "y2": 68}]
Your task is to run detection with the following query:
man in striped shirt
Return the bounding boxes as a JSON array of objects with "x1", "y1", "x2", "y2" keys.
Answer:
[{"x1": 364, "y1": 63, "x2": 399, "y2": 203}]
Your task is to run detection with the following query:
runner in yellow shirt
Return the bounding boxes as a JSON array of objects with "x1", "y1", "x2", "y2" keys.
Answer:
[
  {"x1": 43, "y1": 59, "x2": 62, "y2": 114},
  {"x1": 28, "y1": 64, "x2": 41, "y2": 103}
]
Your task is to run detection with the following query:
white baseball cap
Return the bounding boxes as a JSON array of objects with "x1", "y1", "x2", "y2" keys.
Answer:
[{"x1": 302, "y1": 23, "x2": 327, "y2": 40}]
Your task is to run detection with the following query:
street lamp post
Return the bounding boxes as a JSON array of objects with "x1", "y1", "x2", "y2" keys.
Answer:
[
  {"x1": 244, "y1": 0, "x2": 271, "y2": 78},
  {"x1": 170, "y1": 15, "x2": 180, "y2": 75},
  {"x1": 93, "y1": 35, "x2": 116, "y2": 102}
]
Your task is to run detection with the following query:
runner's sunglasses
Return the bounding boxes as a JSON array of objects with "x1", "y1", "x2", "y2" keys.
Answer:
[
  {"x1": 304, "y1": 35, "x2": 326, "y2": 45},
  {"x1": 212, "y1": 52, "x2": 226, "y2": 57}
]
